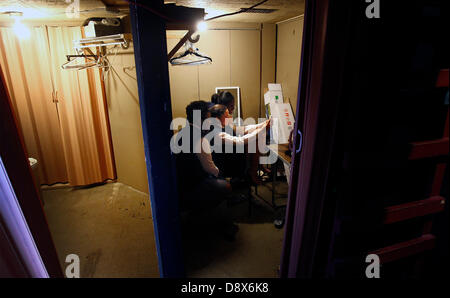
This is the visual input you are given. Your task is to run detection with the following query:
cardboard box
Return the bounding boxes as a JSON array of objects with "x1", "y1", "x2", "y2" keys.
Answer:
[
  {"x1": 266, "y1": 102, "x2": 295, "y2": 144},
  {"x1": 264, "y1": 83, "x2": 284, "y2": 105},
  {"x1": 268, "y1": 83, "x2": 282, "y2": 91}
]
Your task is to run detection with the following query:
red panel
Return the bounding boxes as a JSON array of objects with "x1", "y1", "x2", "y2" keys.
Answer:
[
  {"x1": 408, "y1": 137, "x2": 449, "y2": 160},
  {"x1": 431, "y1": 163, "x2": 447, "y2": 196},
  {"x1": 370, "y1": 234, "x2": 435, "y2": 264},
  {"x1": 443, "y1": 110, "x2": 449, "y2": 138},
  {"x1": 384, "y1": 196, "x2": 445, "y2": 224},
  {"x1": 435, "y1": 69, "x2": 449, "y2": 88}
]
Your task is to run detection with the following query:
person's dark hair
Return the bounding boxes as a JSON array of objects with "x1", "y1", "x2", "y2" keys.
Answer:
[
  {"x1": 211, "y1": 91, "x2": 234, "y2": 107},
  {"x1": 209, "y1": 104, "x2": 228, "y2": 118},
  {"x1": 186, "y1": 100, "x2": 210, "y2": 124},
  {"x1": 211, "y1": 93, "x2": 220, "y2": 104}
]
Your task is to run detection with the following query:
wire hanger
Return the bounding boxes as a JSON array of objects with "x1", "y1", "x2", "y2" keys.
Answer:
[
  {"x1": 169, "y1": 40, "x2": 212, "y2": 66},
  {"x1": 62, "y1": 33, "x2": 130, "y2": 71},
  {"x1": 61, "y1": 54, "x2": 100, "y2": 70}
]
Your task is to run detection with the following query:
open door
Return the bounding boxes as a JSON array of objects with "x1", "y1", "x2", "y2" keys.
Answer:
[
  {"x1": 0, "y1": 65, "x2": 63, "y2": 278},
  {"x1": 281, "y1": 0, "x2": 448, "y2": 278},
  {"x1": 279, "y1": 0, "x2": 343, "y2": 278}
]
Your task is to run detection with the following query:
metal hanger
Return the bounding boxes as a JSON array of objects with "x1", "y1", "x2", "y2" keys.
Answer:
[{"x1": 169, "y1": 40, "x2": 212, "y2": 66}]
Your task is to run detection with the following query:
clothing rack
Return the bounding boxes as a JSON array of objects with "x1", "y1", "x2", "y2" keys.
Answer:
[
  {"x1": 73, "y1": 34, "x2": 129, "y2": 50},
  {"x1": 65, "y1": 54, "x2": 98, "y2": 61}
]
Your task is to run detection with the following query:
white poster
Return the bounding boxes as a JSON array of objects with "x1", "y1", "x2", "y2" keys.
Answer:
[{"x1": 267, "y1": 103, "x2": 295, "y2": 144}]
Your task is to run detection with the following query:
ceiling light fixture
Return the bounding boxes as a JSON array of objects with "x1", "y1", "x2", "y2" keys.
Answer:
[
  {"x1": 3, "y1": 12, "x2": 31, "y2": 39},
  {"x1": 13, "y1": 17, "x2": 30, "y2": 39},
  {"x1": 196, "y1": 21, "x2": 207, "y2": 32}
]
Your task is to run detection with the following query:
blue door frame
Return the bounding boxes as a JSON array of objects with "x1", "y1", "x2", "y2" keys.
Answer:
[
  {"x1": 129, "y1": 1, "x2": 184, "y2": 277},
  {"x1": 128, "y1": 0, "x2": 331, "y2": 278}
]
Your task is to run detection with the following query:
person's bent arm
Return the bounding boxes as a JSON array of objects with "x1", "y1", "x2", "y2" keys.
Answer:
[
  {"x1": 219, "y1": 121, "x2": 268, "y2": 146},
  {"x1": 195, "y1": 137, "x2": 219, "y2": 177},
  {"x1": 243, "y1": 120, "x2": 267, "y2": 134}
]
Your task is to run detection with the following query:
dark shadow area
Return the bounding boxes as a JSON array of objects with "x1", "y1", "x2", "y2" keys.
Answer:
[{"x1": 180, "y1": 180, "x2": 288, "y2": 277}]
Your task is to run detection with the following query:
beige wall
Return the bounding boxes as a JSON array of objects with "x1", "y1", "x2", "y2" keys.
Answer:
[
  {"x1": 261, "y1": 23, "x2": 277, "y2": 117},
  {"x1": 167, "y1": 32, "x2": 200, "y2": 121},
  {"x1": 230, "y1": 29, "x2": 261, "y2": 120},
  {"x1": 276, "y1": 16, "x2": 304, "y2": 115},
  {"x1": 167, "y1": 22, "x2": 275, "y2": 121},
  {"x1": 104, "y1": 43, "x2": 149, "y2": 194},
  {"x1": 74, "y1": 18, "x2": 300, "y2": 195},
  {"x1": 103, "y1": 21, "x2": 277, "y2": 194}
]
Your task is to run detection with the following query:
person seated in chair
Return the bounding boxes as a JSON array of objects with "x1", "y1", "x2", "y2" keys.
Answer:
[
  {"x1": 173, "y1": 100, "x2": 238, "y2": 240},
  {"x1": 208, "y1": 104, "x2": 270, "y2": 186}
]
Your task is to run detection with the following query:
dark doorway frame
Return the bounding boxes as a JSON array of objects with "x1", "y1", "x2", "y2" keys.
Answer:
[
  {"x1": 129, "y1": 0, "x2": 184, "y2": 277},
  {"x1": 280, "y1": 0, "x2": 348, "y2": 277},
  {"x1": 0, "y1": 0, "x2": 188, "y2": 278},
  {"x1": 128, "y1": 0, "x2": 345, "y2": 278},
  {"x1": 0, "y1": 66, "x2": 63, "y2": 278},
  {"x1": 1, "y1": 0, "x2": 339, "y2": 278}
]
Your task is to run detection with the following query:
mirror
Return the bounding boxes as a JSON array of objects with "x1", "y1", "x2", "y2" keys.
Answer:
[{"x1": 215, "y1": 86, "x2": 242, "y2": 126}]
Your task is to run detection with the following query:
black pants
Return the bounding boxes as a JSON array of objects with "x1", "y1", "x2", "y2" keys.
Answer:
[
  {"x1": 214, "y1": 153, "x2": 247, "y2": 179},
  {"x1": 180, "y1": 176, "x2": 234, "y2": 233},
  {"x1": 180, "y1": 176, "x2": 231, "y2": 211}
]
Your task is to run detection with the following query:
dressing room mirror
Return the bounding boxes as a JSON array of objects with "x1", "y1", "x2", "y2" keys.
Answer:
[{"x1": 215, "y1": 86, "x2": 242, "y2": 126}]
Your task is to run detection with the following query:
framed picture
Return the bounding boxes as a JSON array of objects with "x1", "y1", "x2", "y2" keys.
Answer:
[{"x1": 215, "y1": 86, "x2": 242, "y2": 126}]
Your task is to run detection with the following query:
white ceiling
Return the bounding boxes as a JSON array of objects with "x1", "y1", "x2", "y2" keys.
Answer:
[
  {"x1": 0, "y1": 0, "x2": 127, "y2": 25},
  {"x1": 0, "y1": 0, "x2": 304, "y2": 25},
  {"x1": 165, "y1": 0, "x2": 305, "y2": 23}
]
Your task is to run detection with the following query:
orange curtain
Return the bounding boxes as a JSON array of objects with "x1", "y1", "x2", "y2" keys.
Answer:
[
  {"x1": 0, "y1": 26, "x2": 116, "y2": 186},
  {"x1": 0, "y1": 27, "x2": 68, "y2": 185}
]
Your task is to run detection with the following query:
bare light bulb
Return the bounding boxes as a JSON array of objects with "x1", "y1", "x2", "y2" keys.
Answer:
[
  {"x1": 13, "y1": 18, "x2": 30, "y2": 39},
  {"x1": 197, "y1": 21, "x2": 207, "y2": 32}
]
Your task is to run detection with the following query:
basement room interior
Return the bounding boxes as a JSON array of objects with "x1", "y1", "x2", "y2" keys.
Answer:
[
  {"x1": 0, "y1": 0, "x2": 306, "y2": 277},
  {"x1": 1, "y1": 0, "x2": 448, "y2": 281}
]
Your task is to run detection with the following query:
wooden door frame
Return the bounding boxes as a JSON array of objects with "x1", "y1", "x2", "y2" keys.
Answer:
[
  {"x1": 0, "y1": 0, "x2": 341, "y2": 278},
  {"x1": 0, "y1": 0, "x2": 188, "y2": 278},
  {"x1": 128, "y1": 0, "x2": 343, "y2": 278},
  {"x1": 129, "y1": 0, "x2": 184, "y2": 277},
  {"x1": 0, "y1": 66, "x2": 63, "y2": 278},
  {"x1": 280, "y1": 0, "x2": 350, "y2": 277}
]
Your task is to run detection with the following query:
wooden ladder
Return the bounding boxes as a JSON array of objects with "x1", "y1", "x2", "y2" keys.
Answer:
[{"x1": 369, "y1": 69, "x2": 449, "y2": 267}]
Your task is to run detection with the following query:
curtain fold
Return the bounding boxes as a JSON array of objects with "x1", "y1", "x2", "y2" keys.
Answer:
[
  {"x1": 0, "y1": 26, "x2": 116, "y2": 186},
  {"x1": 0, "y1": 27, "x2": 68, "y2": 185}
]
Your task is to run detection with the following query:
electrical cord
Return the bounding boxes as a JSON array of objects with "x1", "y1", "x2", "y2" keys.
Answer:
[
  {"x1": 126, "y1": 0, "x2": 270, "y2": 23},
  {"x1": 205, "y1": 0, "x2": 269, "y2": 22},
  {"x1": 4, "y1": 0, "x2": 270, "y2": 24}
]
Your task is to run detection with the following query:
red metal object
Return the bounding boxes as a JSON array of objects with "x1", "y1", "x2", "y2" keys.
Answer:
[
  {"x1": 384, "y1": 196, "x2": 445, "y2": 224},
  {"x1": 408, "y1": 138, "x2": 449, "y2": 160},
  {"x1": 431, "y1": 109, "x2": 449, "y2": 196},
  {"x1": 370, "y1": 234, "x2": 436, "y2": 264},
  {"x1": 373, "y1": 69, "x2": 449, "y2": 265},
  {"x1": 432, "y1": 163, "x2": 448, "y2": 196},
  {"x1": 435, "y1": 69, "x2": 449, "y2": 88}
]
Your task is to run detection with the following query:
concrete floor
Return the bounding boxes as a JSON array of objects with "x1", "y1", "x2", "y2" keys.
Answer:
[
  {"x1": 42, "y1": 180, "x2": 288, "y2": 278},
  {"x1": 182, "y1": 181, "x2": 288, "y2": 278},
  {"x1": 42, "y1": 182, "x2": 159, "y2": 277}
]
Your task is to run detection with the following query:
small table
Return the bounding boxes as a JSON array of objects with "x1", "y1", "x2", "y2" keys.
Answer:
[{"x1": 266, "y1": 144, "x2": 291, "y2": 228}]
